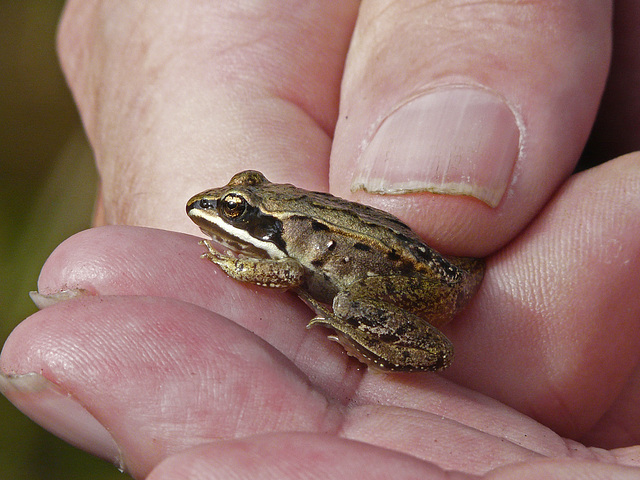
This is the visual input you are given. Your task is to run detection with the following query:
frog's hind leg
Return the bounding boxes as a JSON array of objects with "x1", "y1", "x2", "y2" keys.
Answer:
[
  {"x1": 344, "y1": 274, "x2": 464, "y2": 328},
  {"x1": 308, "y1": 293, "x2": 454, "y2": 371},
  {"x1": 298, "y1": 277, "x2": 457, "y2": 371}
]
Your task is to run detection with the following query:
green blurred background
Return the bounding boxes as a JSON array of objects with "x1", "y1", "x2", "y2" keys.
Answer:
[{"x1": 1, "y1": 3, "x2": 132, "y2": 479}]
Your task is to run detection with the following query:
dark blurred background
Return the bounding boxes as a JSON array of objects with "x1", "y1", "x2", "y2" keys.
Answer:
[{"x1": 1, "y1": 3, "x2": 132, "y2": 479}]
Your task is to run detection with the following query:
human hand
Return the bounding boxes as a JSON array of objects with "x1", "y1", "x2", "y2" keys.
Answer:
[
  {"x1": 2, "y1": 203, "x2": 639, "y2": 479},
  {"x1": 2, "y1": 1, "x2": 640, "y2": 479}
]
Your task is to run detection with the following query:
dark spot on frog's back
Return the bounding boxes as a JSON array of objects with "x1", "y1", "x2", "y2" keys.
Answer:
[
  {"x1": 393, "y1": 323, "x2": 410, "y2": 337},
  {"x1": 395, "y1": 233, "x2": 414, "y2": 245},
  {"x1": 353, "y1": 242, "x2": 371, "y2": 251},
  {"x1": 386, "y1": 249, "x2": 401, "y2": 261},
  {"x1": 311, "y1": 220, "x2": 329, "y2": 232},
  {"x1": 397, "y1": 261, "x2": 416, "y2": 276},
  {"x1": 378, "y1": 332, "x2": 399, "y2": 343}
]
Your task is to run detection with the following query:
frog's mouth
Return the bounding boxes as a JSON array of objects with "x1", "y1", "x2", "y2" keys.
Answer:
[
  {"x1": 187, "y1": 210, "x2": 285, "y2": 262},
  {"x1": 199, "y1": 226, "x2": 272, "y2": 260}
]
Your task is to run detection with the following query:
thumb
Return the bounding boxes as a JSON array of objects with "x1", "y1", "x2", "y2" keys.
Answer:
[{"x1": 331, "y1": 1, "x2": 611, "y2": 255}]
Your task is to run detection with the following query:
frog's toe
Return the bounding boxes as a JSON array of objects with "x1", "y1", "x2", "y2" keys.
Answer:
[{"x1": 306, "y1": 316, "x2": 328, "y2": 329}]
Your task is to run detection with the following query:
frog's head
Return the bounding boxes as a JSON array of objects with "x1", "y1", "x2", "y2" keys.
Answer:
[{"x1": 186, "y1": 170, "x2": 287, "y2": 259}]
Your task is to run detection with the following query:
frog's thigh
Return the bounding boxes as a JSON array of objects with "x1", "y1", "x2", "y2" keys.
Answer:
[{"x1": 345, "y1": 274, "x2": 459, "y2": 325}]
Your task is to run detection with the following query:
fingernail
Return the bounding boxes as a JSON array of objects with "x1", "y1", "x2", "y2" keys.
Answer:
[
  {"x1": 352, "y1": 86, "x2": 521, "y2": 208},
  {"x1": 0, "y1": 372, "x2": 123, "y2": 469},
  {"x1": 29, "y1": 289, "x2": 88, "y2": 309}
]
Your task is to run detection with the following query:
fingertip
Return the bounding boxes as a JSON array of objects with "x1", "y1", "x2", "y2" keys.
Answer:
[{"x1": 0, "y1": 372, "x2": 123, "y2": 469}]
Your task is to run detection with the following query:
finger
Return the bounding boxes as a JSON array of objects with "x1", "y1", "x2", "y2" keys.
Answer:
[
  {"x1": 0, "y1": 295, "x2": 539, "y2": 478},
  {"x1": 331, "y1": 0, "x2": 611, "y2": 255},
  {"x1": 57, "y1": 1, "x2": 359, "y2": 231},
  {"x1": 581, "y1": 360, "x2": 640, "y2": 449},
  {"x1": 1, "y1": 296, "x2": 624, "y2": 478},
  {"x1": 32, "y1": 225, "x2": 352, "y2": 385},
  {"x1": 30, "y1": 226, "x2": 574, "y2": 458},
  {"x1": 147, "y1": 433, "x2": 638, "y2": 480},
  {"x1": 447, "y1": 153, "x2": 640, "y2": 440},
  {"x1": 147, "y1": 433, "x2": 444, "y2": 480},
  {"x1": 488, "y1": 457, "x2": 640, "y2": 479},
  {"x1": 0, "y1": 296, "x2": 334, "y2": 478}
]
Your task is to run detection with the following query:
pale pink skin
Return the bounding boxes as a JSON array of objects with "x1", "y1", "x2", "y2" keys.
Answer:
[{"x1": 2, "y1": 1, "x2": 640, "y2": 479}]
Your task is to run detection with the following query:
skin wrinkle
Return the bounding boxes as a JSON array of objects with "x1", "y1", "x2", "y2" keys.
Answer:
[{"x1": 188, "y1": 5, "x2": 347, "y2": 136}]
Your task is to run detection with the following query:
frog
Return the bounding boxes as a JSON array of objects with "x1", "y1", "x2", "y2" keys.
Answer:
[{"x1": 186, "y1": 170, "x2": 484, "y2": 372}]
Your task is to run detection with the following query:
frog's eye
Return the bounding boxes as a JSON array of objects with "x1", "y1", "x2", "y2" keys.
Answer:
[{"x1": 220, "y1": 193, "x2": 247, "y2": 219}]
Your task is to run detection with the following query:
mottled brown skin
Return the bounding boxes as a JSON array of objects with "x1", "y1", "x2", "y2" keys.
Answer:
[{"x1": 187, "y1": 171, "x2": 484, "y2": 372}]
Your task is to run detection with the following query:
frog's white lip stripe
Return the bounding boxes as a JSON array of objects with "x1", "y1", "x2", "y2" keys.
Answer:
[{"x1": 188, "y1": 208, "x2": 286, "y2": 260}]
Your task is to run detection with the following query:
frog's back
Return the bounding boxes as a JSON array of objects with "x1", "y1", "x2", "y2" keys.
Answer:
[
  {"x1": 263, "y1": 184, "x2": 419, "y2": 241},
  {"x1": 259, "y1": 184, "x2": 466, "y2": 284}
]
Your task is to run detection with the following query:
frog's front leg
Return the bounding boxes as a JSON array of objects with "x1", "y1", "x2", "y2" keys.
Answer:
[{"x1": 200, "y1": 240, "x2": 305, "y2": 288}]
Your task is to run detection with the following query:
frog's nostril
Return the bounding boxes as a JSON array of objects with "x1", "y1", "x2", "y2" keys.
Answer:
[
  {"x1": 186, "y1": 198, "x2": 215, "y2": 214},
  {"x1": 199, "y1": 198, "x2": 215, "y2": 209}
]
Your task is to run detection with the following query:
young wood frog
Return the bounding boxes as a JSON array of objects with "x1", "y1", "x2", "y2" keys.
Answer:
[{"x1": 186, "y1": 170, "x2": 483, "y2": 372}]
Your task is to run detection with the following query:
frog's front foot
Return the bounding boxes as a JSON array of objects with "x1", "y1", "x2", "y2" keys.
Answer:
[{"x1": 200, "y1": 239, "x2": 224, "y2": 261}]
